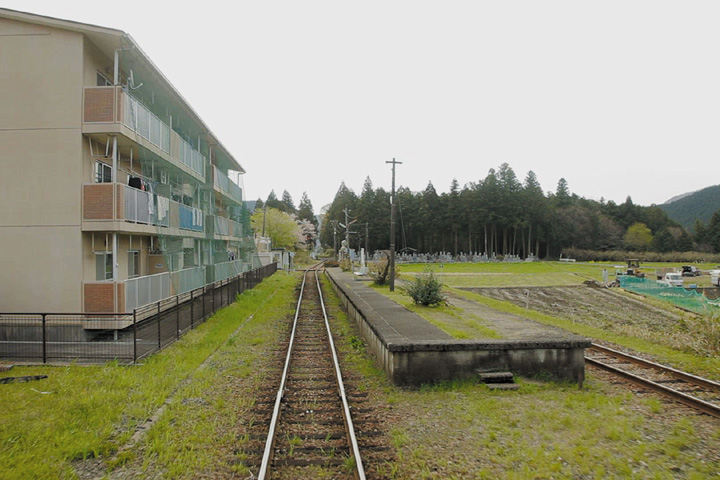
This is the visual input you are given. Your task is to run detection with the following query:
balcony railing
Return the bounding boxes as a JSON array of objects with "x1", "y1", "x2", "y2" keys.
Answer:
[
  {"x1": 125, "y1": 272, "x2": 171, "y2": 312},
  {"x1": 170, "y1": 266, "x2": 206, "y2": 295},
  {"x1": 212, "y1": 166, "x2": 243, "y2": 204},
  {"x1": 123, "y1": 94, "x2": 170, "y2": 153},
  {"x1": 178, "y1": 204, "x2": 203, "y2": 232},
  {"x1": 214, "y1": 215, "x2": 229, "y2": 236},
  {"x1": 123, "y1": 185, "x2": 169, "y2": 227},
  {"x1": 83, "y1": 183, "x2": 202, "y2": 233},
  {"x1": 209, "y1": 260, "x2": 245, "y2": 283},
  {"x1": 229, "y1": 219, "x2": 244, "y2": 237},
  {"x1": 84, "y1": 87, "x2": 206, "y2": 179}
]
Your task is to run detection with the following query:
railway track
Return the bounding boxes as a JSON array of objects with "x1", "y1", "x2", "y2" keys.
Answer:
[
  {"x1": 237, "y1": 265, "x2": 385, "y2": 479},
  {"x1": 585, "y1": 343, "x2": 720, "y2": 419}
]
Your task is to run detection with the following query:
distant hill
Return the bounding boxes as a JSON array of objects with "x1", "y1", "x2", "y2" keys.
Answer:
[
  {"x1": 663, "y1": 191, "x2": 697, "y2": 205},
  {"x1": 659, "y1": 185, "x2": 720, "y2": 231}
]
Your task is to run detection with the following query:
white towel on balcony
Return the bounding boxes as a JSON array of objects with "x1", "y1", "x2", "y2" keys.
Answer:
[{"x1": 157, "y1": 196, "x2": 169, "y2": 221}]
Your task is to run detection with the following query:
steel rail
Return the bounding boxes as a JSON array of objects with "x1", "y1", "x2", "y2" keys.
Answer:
[
  {"x1": 586, "y1": 345, "x2": 720, "y2": 419},
  {"x1": 257, "y1": 269, "x2": 308, "y2": 480},
  {"x1": 589, "y1": 343, "x2": 720, "y2": 391},
  {"x1": 315, "y1": 268, "x2": 366, "y2": 480}
]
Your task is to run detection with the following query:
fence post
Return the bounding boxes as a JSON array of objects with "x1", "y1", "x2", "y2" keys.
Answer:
[
  {"x1": 41, "y1": 314, "x2": 47, "y2": 364},
  {"x1": 190, "y1": 289, "x2": 195, "y2": 330},
  {"x1": 133, "y1": 309, "x2": 137, "y2": 364},
  {"x1": 176, "y1": 296, "x2": 180, "y2": 339},
  {"x1": 157, "y1": 301, "x2": 161, "y2": 351},
  {"x1": 202, "y1": 286, "x2": 206, "y2": 320},
  {"x1": 211, "y1": 282, "x2": 215, "y2": 314}
]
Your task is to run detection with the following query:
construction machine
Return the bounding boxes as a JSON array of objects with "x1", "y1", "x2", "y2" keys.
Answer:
[{"x1": 624, "y1": 259, "x2": 645, "y2": 278}]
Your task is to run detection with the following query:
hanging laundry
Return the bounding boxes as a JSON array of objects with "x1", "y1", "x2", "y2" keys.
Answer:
[{"x1": 157, "y1": 196, "x2": 169, "y2": 221}]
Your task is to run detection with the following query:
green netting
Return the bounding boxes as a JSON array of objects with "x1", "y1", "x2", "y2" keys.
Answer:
[{"x1": 619, "y1": 276, "x2": 720, "y2": 315}]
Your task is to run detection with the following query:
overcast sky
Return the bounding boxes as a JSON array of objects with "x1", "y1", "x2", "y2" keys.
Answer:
[{"x1": 6, "y1": 1, "x2": 720, "y2": 212}]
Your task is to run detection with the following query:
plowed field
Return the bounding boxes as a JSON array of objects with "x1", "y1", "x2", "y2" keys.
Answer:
[{"x1": 464, "y1": 285, "x2": 715, "y2": 356}]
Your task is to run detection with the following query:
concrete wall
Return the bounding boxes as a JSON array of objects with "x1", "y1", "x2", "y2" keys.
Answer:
[
  {"x1": 0, "y1": 19, "x2": 86, "y2": 312},
  {"x1": 326, "y1": 270, "x2": 589, "y2": 386}
]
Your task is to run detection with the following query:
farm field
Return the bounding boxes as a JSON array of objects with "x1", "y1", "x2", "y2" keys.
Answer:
[
  {"x1": 391, "y1": 261, "x2": 720, "y2": 379},
  {"x1": 398, "y1": 260, "x2": 717, "y2": 288}
]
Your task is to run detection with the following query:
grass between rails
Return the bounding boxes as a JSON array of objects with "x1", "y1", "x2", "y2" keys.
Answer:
[{"x1": 0, "y1": 272, "x2": 298, "y2": 480}]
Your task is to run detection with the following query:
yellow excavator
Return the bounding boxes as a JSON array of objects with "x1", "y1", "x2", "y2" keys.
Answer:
[{"x1": 624, "y1": 259, "x2": 645, "y2": 278}]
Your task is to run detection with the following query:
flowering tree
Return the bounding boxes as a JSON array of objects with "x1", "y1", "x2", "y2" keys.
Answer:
[{"x1": 250, "y1": 207, "x2": 301, "y2": 250}]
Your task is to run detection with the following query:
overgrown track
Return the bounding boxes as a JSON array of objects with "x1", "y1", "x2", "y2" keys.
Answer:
[
  {"x1": 246, "y1": 266, "x2": 367, "y2": 479},
  {"x1": 586, "y1": 343, "x2": 720, "y2": 418}
]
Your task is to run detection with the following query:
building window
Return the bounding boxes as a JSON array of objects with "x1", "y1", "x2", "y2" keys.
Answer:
[
  {"x1": 128, "y1": 251, "x2": 140, "y2": 278},
  {"x1": 95, "y1": 161, "x2": 112, "y2": 183},
  {"x1": 97, "y1": 71, "x2": 112, "y2": 86},
  {"x1": 95, "y1": 253, "x2": 113, "y2": 280}
]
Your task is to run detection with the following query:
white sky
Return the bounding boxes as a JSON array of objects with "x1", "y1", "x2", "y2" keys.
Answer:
[{"x1": 6, "y1": 1, "x2": 720, "y2": 211}]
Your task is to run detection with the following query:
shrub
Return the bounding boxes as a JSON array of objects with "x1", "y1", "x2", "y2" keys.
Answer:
[
  {"x1": 370, "y1": 259, "x2": 401, "y2": 285},
  {"x1": 403, "y1": 268, "x2": 446, "y2": 306},
  {"x1": 339, "y1": 258, "x2": 352, "y2": 272}
]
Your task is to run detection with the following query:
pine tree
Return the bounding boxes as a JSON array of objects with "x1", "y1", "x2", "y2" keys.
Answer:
[
  {"x1": 281, "y1": 190, "x2": 296, "y2": 214},
  {"x1": 265, "y1": 190, "x2": 284, "y2": 211},
  {"x1": 297, "y1": 192, "x2": 317, "y2": 228}
]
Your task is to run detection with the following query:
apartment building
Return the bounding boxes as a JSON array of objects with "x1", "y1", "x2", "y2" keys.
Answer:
[{"x1": 0, "y1": 8, "x2": 256, "y2": 313}]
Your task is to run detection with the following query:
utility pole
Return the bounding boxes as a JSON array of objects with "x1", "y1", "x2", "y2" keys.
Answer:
[
  {"x1": 261, "y1": 204, "x2": 267, "y2": 237},
  {"x1": 331, "y1": 220, "x2": 339, "y2": 260},
  {"x1": 344, "y1": 208, "x2": 351, "y2": 256},
  {"x1": 386, "y1": 158, "x2": 402, "y2": 291}
]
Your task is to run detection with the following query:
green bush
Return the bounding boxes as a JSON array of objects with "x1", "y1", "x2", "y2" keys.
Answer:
[{"x1": 403, "y1": 268, "x2": 446, "y2": 306}]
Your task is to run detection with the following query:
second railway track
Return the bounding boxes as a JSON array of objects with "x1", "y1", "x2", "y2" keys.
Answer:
[{"x1": 586, "y1": 343, "x2": 720, "y2": 418}]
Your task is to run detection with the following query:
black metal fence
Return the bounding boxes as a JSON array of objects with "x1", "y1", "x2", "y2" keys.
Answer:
[{"x1": 0, "y1": 263, "x2": 277, "y2": 365}]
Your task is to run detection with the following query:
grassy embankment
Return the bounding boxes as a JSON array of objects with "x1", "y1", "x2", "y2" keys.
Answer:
[{"x1": 0, "y1": 272, "x2": 297, "y2": 479}]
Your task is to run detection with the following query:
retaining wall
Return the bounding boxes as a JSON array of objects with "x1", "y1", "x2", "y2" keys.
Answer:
[{"x1": 326, "y1": 269, "x2": 590, "y2": 386}]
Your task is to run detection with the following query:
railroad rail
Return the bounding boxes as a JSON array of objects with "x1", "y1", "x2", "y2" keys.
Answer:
[
  {"x1": 257, "y1": 265, "x2": 366, "y2": 479},
  {"x1": 585, "y1": 343, "x2": 720, "y2": 418}
]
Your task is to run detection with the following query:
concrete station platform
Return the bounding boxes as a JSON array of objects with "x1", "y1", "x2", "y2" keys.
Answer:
[{"x1": 325, "y1": 268, "x2": 591, "y2": 386}]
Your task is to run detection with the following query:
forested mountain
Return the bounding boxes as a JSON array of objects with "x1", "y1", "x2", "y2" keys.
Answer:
[
  {"x1": 319, "y1": 164, "x2": 699, "y2": 258},
  {"x1": 660, "y1": 185, "x2": 720, "y2": 232}
]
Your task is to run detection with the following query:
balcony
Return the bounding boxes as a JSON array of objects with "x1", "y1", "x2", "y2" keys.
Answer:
[
  {"x1": 207, "y1": 260, "x2": 246, "y2": 284},
  {"x1": 83, "y1": 87, "x2": 206, "y2": 179},
  {"x1": 82, "y1": 183, "x2": 203, "y2": 234},
  {"x1": 84, "y1": 266, "x2": 209, "y2": 313},
  {"x1": 207, "y1": 215, "x2": 245, "y2": 239},
  {"x1": 124, "y1": 272, "x2": 171, "y2": 312},
  {"x1": 212, "y1": 165, "x2": 243, "y2": 204}
]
